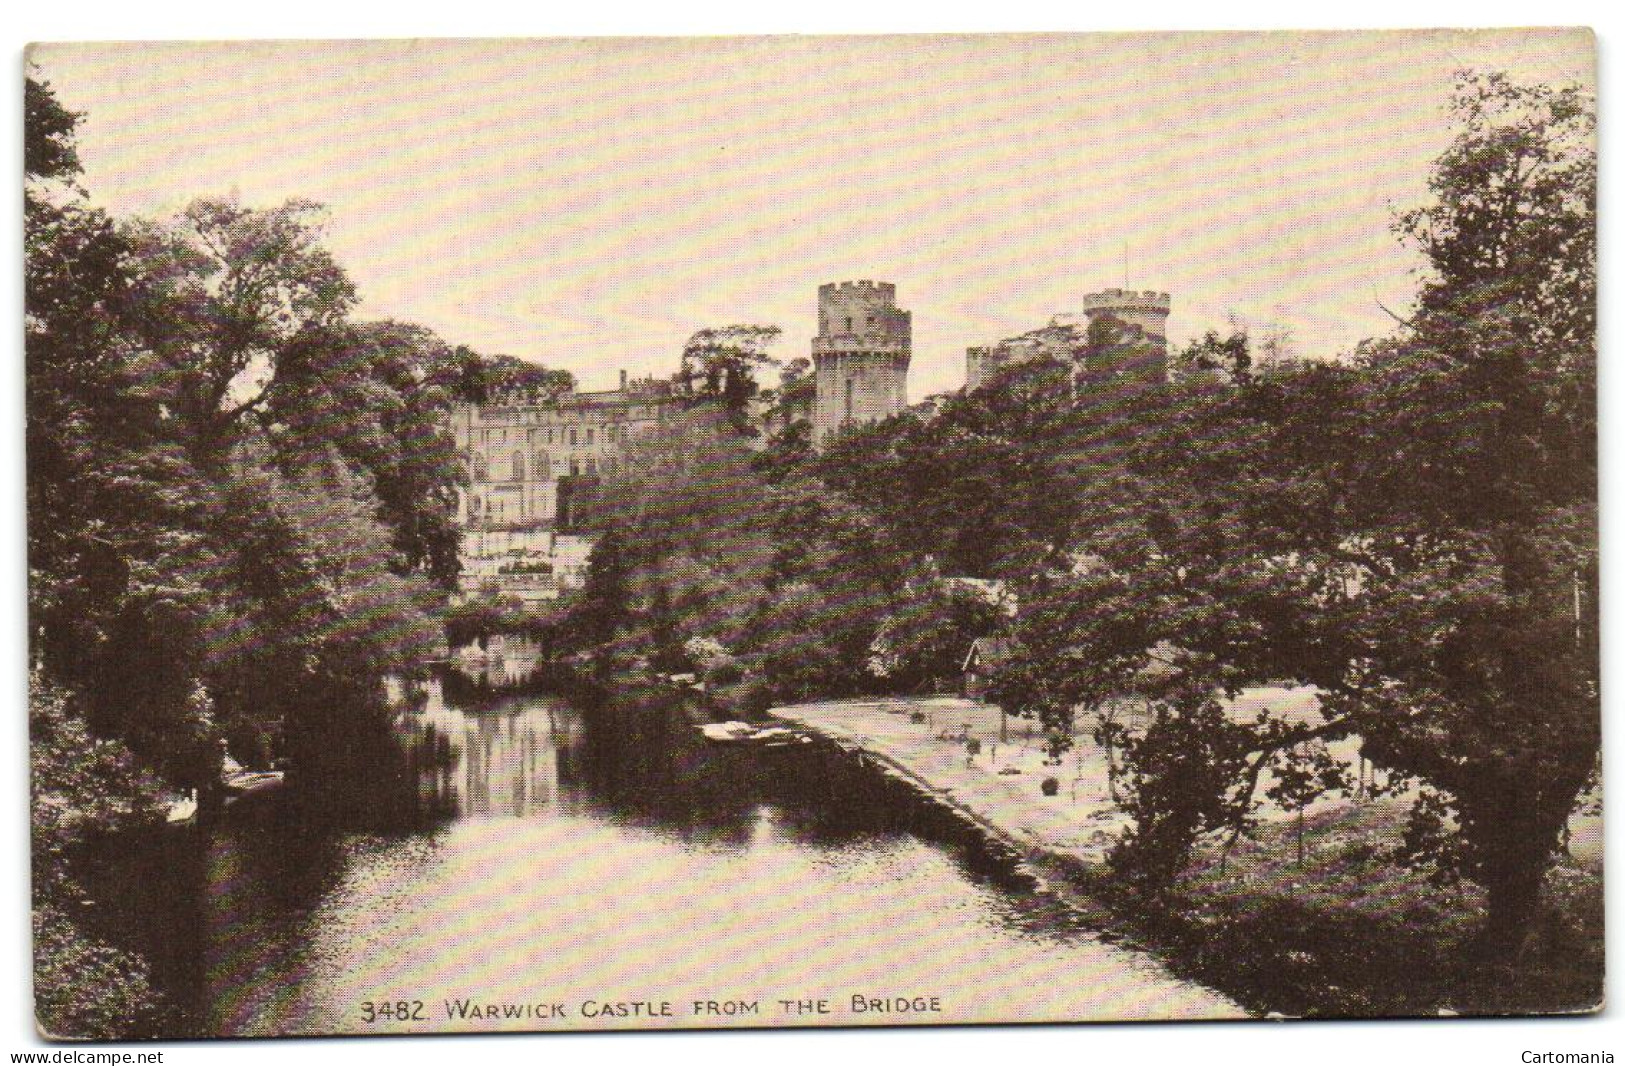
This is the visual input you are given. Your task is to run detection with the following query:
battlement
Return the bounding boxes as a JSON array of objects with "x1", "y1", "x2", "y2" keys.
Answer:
[
  {"x1": 812, "y1": 335, "x2": 910, "y2": 357},
  {"x1": 819, "y1": 279, "x2": 897, "y2": 299},
  {"x1": 1080, "y1": 288, "x2": 1172, "y2": 315}
]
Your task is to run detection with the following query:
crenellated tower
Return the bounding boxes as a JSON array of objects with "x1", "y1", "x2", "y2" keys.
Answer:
[
  {"x1": 1079, "y1": 288, "x2": 1171, "y2": 383},
  {"x1": 811, "y1": 280, "x2": 911, "y2": 446}
]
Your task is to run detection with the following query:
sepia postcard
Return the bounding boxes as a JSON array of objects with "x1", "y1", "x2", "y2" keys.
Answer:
[{"x1": 24, "y1": 30, "x2": 1599, "y2": 1040}]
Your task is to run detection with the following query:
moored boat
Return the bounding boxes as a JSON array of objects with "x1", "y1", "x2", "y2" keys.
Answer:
[
  {"x1": 698, "y1": 721, "x2": 759, "y2": 743},
  {"x1": 696, "y1": 722, "x2": 814, "y2": 748}
]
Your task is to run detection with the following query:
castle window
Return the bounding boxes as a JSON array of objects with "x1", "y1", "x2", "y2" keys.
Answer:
[
  {"x1": 585, "y1": 458, "x2": 598, "y2": 475},
  {"x1": 535, "y1": 451, "x2": 549, "y2": 477},
  {"x1": 473, "y1": 454, "x2": 488, "y2": 481},
  {"x1": 586, "y1": 427, "x2": 595, "y2": 446},
  {"x1": 512, "y1": 451, "x2": 525, "y2": 481},
  {"x1": 844, "y1": 377, "x2": 854, "y2": 420},
  {"x1": 570, "y1": 427, "x2": 578, "y2": 445},
  {"x1": 845, "y1": 316, "x2": 853, "y2": 331}
]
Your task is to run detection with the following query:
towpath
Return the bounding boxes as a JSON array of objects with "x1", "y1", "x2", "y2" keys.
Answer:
[{"x1": 769, "y1": 696, "x2": 1131, "y2": 865}]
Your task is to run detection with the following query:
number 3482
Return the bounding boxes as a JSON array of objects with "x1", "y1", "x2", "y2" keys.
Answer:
[{"x1": 361, "y1": 1000, "x2": 427, "y2": 1023}]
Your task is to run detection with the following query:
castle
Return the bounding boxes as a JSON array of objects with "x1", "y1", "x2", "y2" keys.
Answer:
[
  {"x1": 966, "y1": 289, "x2": 1171, "y2": 391},
  {"x1": 450, "y1": 282, "x2": 1172, "y2": 600},
  {"x1": 451, "y1": 371, "x2": 682, "y2": 601},
  {"x1": 811, "y1": 281, "x2": 912, "y2": 446}
]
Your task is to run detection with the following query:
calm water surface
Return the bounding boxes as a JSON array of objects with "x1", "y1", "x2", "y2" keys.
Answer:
[{"x1": 140, "y1": 688, "x2": 1237, "y2": 1034}]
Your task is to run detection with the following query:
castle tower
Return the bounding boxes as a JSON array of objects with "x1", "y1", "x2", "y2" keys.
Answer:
[
  {"x1": 1079, "y1": 289, "x2": 1172, "y2": 383},
  {"x1": 811, "y1": 280, "x2": 912, "y2": 446}
]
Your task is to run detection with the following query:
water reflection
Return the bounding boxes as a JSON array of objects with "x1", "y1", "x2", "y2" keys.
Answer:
[{"x1": 175, "y1": 689, "x2": 1237, "y2": 1035}]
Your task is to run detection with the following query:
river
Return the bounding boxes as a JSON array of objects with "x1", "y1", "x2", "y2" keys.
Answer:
[{"x1": 104, "y1": 685, "x2": 1237, "y2": 1035}]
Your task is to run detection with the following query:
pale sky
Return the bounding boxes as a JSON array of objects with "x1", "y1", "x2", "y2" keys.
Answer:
[{"x1": 29, "y1": 31, "x2": 1594, "y2": 397}]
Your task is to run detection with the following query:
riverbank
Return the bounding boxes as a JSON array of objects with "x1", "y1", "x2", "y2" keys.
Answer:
[
  {"x1": 769, "y1": 696, "x2": 1604, "y2": 1019},
  {"x1": 767, "y1": 696, "x2": 1250, "y2": 1016},
  {"x1": 767, "y1": 696, "x2": 1125, "y2": 866}
]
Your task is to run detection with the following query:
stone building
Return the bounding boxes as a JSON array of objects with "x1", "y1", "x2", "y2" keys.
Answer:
[
  {"x1": 965, "y1": 288, "x2": 1172, "y2": 391},
  {"x1": 811, "y1": 280, "x2": 912, "y2": 446},
  {"x1": 965, "y1": 322, "x2": 1087, "y2": 392},
  {"x1": 451, "y1": 371, "x2": 680, "y2": 601}
]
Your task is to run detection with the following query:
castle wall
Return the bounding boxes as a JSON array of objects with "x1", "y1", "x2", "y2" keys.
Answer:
[{"x1": 452, "y1": 376, "x2": 680, "y2": 598}]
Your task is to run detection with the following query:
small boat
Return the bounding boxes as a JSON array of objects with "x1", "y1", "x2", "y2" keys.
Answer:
[
  {"x1": 749, "y1": 727, "x2": 800, "y2": 748},
  {"x1": 223, "y1": 770, "x2": 284, "y2": 794},
  {"x1": 221, "y1": 758, "x2": 286, "y2": 806},
  {"x1": 697, "y1": 722, "x2": 814, "y2": 748},
  {"x1": 698, "y1": 721, "x2": 759, "y2": 743}
]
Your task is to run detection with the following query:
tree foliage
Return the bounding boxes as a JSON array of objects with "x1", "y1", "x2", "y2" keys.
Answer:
[
  {"x1": 26, "y1": 77, "x2": 466, "y2": 1036},
  {"x1": 868, "y1": 573, "x2": 1007, "y2": 692},
  {"x1": 677, "y1": 324, "x2": 782, "y2": 435},
  {"x1": 991, "y1": 70, "x2": 1596, "y2": 958}
]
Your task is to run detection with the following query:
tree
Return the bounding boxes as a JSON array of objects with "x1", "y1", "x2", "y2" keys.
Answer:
[
  {"x1": 765, "y1": 356, "x2": 815, "y2": 423},
  {"x1": 572, "y1": 528, "x2": 635, "y2": 650},
  {"x1": 589, "y1": 406, "x2": 778, "y2": 651},
  {"x1": 1176, "y1": 327, "x2": 1252, "y2": 383},
  {"x1": 818, "y1": 357, "x2": 1079, "y2": 577},
  {"x1": 269, "y1": 321, "x2": 467, "y2": 584},
  {"x1": 1397, "y1": 71, "x2": 1595, "y2": 353},
  {"x1": 444, "y1": 348, "x2": 575, "y2": 404},
  {"x1": 26, "y1": 77, "x2": 222, "y2": 783},
  {"x1": 121, "y1": 196, "x2": 357, "y2": 464},
  {"x1": 992, "y1": 71, "x2": 1595, "y2": 960},
  {"x1": 676, "y1": 324, "x2": 782, "y2": 435},
  {"x1": 26, "y1": 78, "x2": 216, "y2": 1037},
  {"x1": 25, "y1": 77, "x2": 81, "y2": 184},
  {"x1": 868, "y1": 573, "x2": 1006, "y2": 693}
]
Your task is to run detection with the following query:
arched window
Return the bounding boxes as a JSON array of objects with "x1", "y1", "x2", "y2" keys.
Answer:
[{"x1": 512, "y1": 451, "x2": 525, "y2": 481}]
